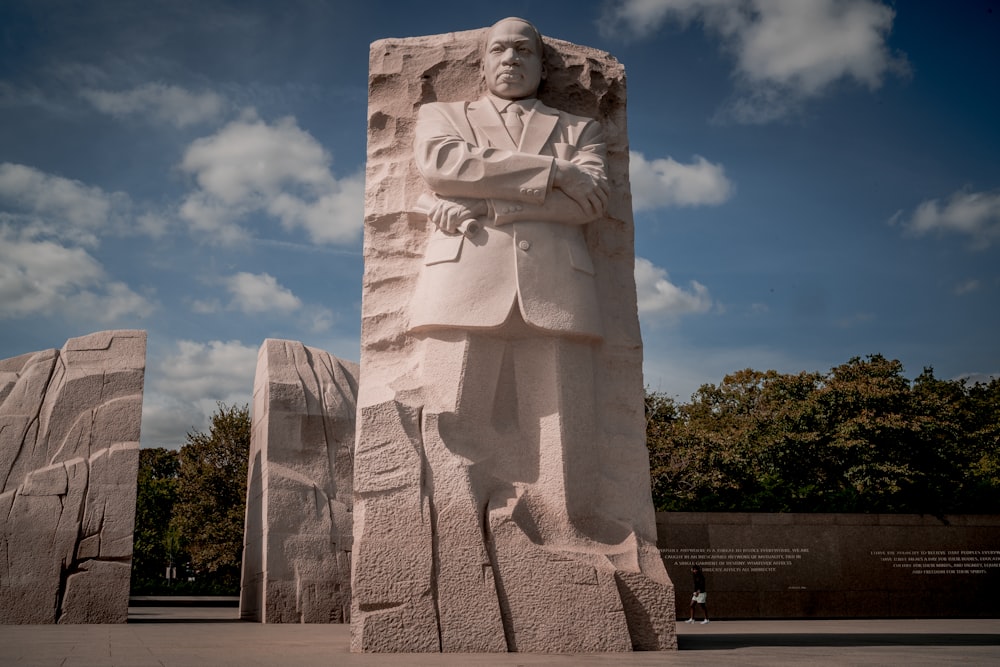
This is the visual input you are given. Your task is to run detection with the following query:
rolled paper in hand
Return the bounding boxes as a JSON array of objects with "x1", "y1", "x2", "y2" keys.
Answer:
[
  {"x1": 455, "y1": 218, "x2": 479, "y2": 236},
  {"x1": 414, "y1": 193, "x2": 480, "y2": 237}
]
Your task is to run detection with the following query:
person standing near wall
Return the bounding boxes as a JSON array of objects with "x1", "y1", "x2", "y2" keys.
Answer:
[{"x1": 687, "y1": 565, "x2": 709, "y2": 624}]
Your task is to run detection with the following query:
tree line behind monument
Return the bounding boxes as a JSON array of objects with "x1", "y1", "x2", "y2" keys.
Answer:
[
  {"x1": 130, "y1": 353, "x2": 1000, "y2": 594},
  {"x1": 647, "y1": 353, "x2": 1000, "y2": 515}
]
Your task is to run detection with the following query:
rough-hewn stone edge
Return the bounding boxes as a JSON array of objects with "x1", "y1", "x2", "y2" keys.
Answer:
[
  {"x1": 0, "y1": 330, "x2": 144, "y2": 625},
  {"x1": 240, "y1": 338, "x2": 358, "y2": 624}
]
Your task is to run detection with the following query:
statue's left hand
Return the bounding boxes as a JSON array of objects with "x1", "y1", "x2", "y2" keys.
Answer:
[{"x1": 553, "y1": 160, "x2": 609, "y2": 217}]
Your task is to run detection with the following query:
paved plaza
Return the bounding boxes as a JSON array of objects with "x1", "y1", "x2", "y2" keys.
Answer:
[{"x1": 0, "y1": 605, "x2": 997, "y2": 666}]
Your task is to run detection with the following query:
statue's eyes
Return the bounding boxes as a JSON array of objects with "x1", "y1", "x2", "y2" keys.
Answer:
[{"x1": 490, "y1": 44, "x2": 532, "y2": 56}]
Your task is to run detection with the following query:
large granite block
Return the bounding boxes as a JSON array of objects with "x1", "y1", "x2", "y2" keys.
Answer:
[
  {"x1": 0, "y1": 330, "x2": 145, "y2": 624},
  {"x1": 240, "y1": 339, "x2": 357, "y2": 623}
]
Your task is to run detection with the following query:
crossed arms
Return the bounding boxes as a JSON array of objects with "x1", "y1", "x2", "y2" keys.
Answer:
[{"x1": 413, "y1": 102, "x2": 610, "y2": 234}]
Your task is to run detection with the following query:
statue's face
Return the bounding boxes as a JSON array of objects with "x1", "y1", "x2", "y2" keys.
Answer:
[{"x1": 483, "y1": 19, "x2": 544, "y2": 100}]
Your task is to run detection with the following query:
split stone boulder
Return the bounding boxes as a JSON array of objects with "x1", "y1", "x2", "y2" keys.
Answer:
[
  {"x1": 240, "y1": 339, "x2": 358, "y2": 623},
  {"x1": 0, "y1": 330, "x2": 146, "y2": 624}
]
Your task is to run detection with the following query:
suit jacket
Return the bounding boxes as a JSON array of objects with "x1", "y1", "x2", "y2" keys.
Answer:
[{"x1": 408, "y1": 95, "x2": 607, "y2": 340}]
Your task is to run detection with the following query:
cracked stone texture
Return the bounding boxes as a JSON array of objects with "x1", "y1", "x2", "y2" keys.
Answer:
[
  {"x1": 0, "y1": 330, "x2": 145, "y2": 624},
  {"x1": 240, "y1": 339, "x2": 358, "y2": 623},
  {"x1": 352, "y1": 26, "x2": 675, "y2": 652}
]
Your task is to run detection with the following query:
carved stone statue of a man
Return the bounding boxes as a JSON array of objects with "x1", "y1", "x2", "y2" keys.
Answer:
[
  {"x1": 410, "y1": 13, "x2": 611, "y2": 542},
  {"x1": 352, "y1": 17, "x2": 676, "y2": 653}
]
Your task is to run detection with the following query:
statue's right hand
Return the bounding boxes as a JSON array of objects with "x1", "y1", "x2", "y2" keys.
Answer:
[{"x1": 429, "y1": 198, "x2": 479, "y2": 234}]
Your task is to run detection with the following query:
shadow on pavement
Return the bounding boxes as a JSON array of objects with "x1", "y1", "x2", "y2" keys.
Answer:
[
  {"x1": 127, "y1": 606, "x2": 241, "y2": 623},
  {"x1": 128, "y1": 617, "x2": 240, "y2": 624},
  {"x1": 680, "y1": 633, "x2": 1000, "y2": 651}
]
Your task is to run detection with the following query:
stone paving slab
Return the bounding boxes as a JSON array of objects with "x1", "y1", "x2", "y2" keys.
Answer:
[{"x1": 0, "y1": 613, "x2": 997, "y2": 666}]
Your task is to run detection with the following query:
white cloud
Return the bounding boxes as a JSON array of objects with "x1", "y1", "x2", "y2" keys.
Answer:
[
  {"x1": 954, "y1": 280, "x2": 980, "y2": 296},
  {"x1": 224, "y1": 271, "x2": 302, "y2": 314},
  {"x1": 81, "y1": 83, "x2": 227, "y2": 127},
  {"x1": 141, "y1": 339, "x2": 257, "y2": 448},
  {"x1": 77, "y1": 281, "x2": 155, "y2": 321},
  {"x1": 153, "y1": 339, "x2": 258, "y2": 401},
  {"x1": 634, "y1": 256, "x2": 713, "y2": 318},
  {"x1": 0, "y1": 162, "x2": 128, "y2": 245},
  {"x1": 177, "y1": 192, "x2": 248, "y2": 244},
  {"x1": 178, "y1": 112, "x2": 364, "y2": 245},
  {"x1": 190, "y1": 298, "x2": 221, "y2": 314},
  {"x1": 955, "y1": 372, "x2": 1000, "y2": 387},
  {"x1": 0, "y1": 226, "x2": 153, "y2": 321},
  {"x1": 135, "y1": 212, "x2": 170, "y2": 238},
  {"x1": 0, "y1": 163, "x2": 159, "y2": 321},
  {"x1": 0, "y1": 230, "x2": 102, "y2": 316},
  {"x1": 630, "y1": 151, "x2": 733, "y2": 210},
  {"x1": 269, "y1": 174, "x2": 366, "y2": 243},
  {"x1": 305, "y1": 307, "x2": 335, "y2": 333},
  {"x1": 893, "y1": 189, "x2": 1000, "y2": 250},
  {"x1": 602, "y1": 0, "x2": 908, "y2": 123},
  {"x1": 0, "y1": 162, "x2": 168, "y2": 241}
]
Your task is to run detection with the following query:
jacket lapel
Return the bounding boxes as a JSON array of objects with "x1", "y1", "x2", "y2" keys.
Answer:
[
  {"x1": 468, "y1": 97, "x2": 517, "y2": 151},
  {"x1": 519, "y1": 101, "x2": 559, "y2": 155}
]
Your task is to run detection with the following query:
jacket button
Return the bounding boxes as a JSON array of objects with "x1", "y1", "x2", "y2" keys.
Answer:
[{"x1": 518, "y1": 240, "x2": 531, "y2": 251}]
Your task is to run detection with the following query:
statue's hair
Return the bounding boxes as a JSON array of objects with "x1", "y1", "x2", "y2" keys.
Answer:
[{"x1": 483, "y1": 17, "x2": 544, "y2": 56}]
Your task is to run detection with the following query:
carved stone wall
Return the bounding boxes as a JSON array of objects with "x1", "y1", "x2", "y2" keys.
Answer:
[
  {"x1": 353, "y1": 26, "x2": 675, "y2": 652},
  {"x1": 240, "y1": 339, "x2": 357, "y2": 623},
  {"x1": 0, "y1": 330, "x2": 145, "y2": 624}
]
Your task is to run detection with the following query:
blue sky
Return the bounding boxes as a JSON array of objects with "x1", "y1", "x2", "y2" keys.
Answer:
[{"x1": 2, "y1": 0, "x2": 998, "y2": 448}]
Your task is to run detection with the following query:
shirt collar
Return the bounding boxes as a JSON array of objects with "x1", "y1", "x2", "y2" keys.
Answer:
[{"x1": 487, "y1": 94, "x2": 536, "y2": 115}]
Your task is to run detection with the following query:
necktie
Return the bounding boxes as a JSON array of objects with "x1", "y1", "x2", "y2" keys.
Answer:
[{"x1": 503, "y1": 105, "x2": 524, "y2": 144}]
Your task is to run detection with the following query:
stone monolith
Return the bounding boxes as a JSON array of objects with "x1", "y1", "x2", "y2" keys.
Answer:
[
  {"x1": 240, "y1": 339, "x2": 358, "y2": 623},
  {"x1": 0, "y1": 330, "x2": 146, "y2": 624},
  {"x1": 352, "y1": 18, "x2": 675, "y2": 653}
]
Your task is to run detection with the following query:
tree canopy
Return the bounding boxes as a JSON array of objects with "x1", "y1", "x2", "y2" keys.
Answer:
[
  {"x1": 131, "y1": 402, "x2": 250, "y2": 595},
  {"x1": 646, "y1": 355, "x2": 1000, "y2": 514},
  {"x1": 170, "y1": 402, "x2": 250, "y2": 590},
  {"x1": 131, "y1": 447, "x2": 180, "y2": 589}
]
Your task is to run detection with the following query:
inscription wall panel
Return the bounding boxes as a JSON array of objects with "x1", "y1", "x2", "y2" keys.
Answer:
[{"x1": 657, "y1": 513, "x2": 1000, "y2": 618}]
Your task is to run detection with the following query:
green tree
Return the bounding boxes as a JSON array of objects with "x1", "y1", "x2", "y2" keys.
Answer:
[
  {"x1": 904, "y1": 366, "x2": 971, "y2": 511},
  {"x1": 828, "y1": 355, "x2": 919, "y2": 510},
  {"x1": 645, "y1": 355, "x2": 1000, "y2": 514},
  {"x1": 169, "y1": 402, "x2": 250, "y2": 593},
  {"x1": 131, "y1": 447, "x2": 180, "y2": 591},
  {"x1": 728, "y1": 369, "x2": 828, "y2": 512},
  {"x1": 645, "y1": 391, "x2": 693, "y2": 510},
  {"x1": 961, "y1": 377, "x2": 1000, "y2": 511}
]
